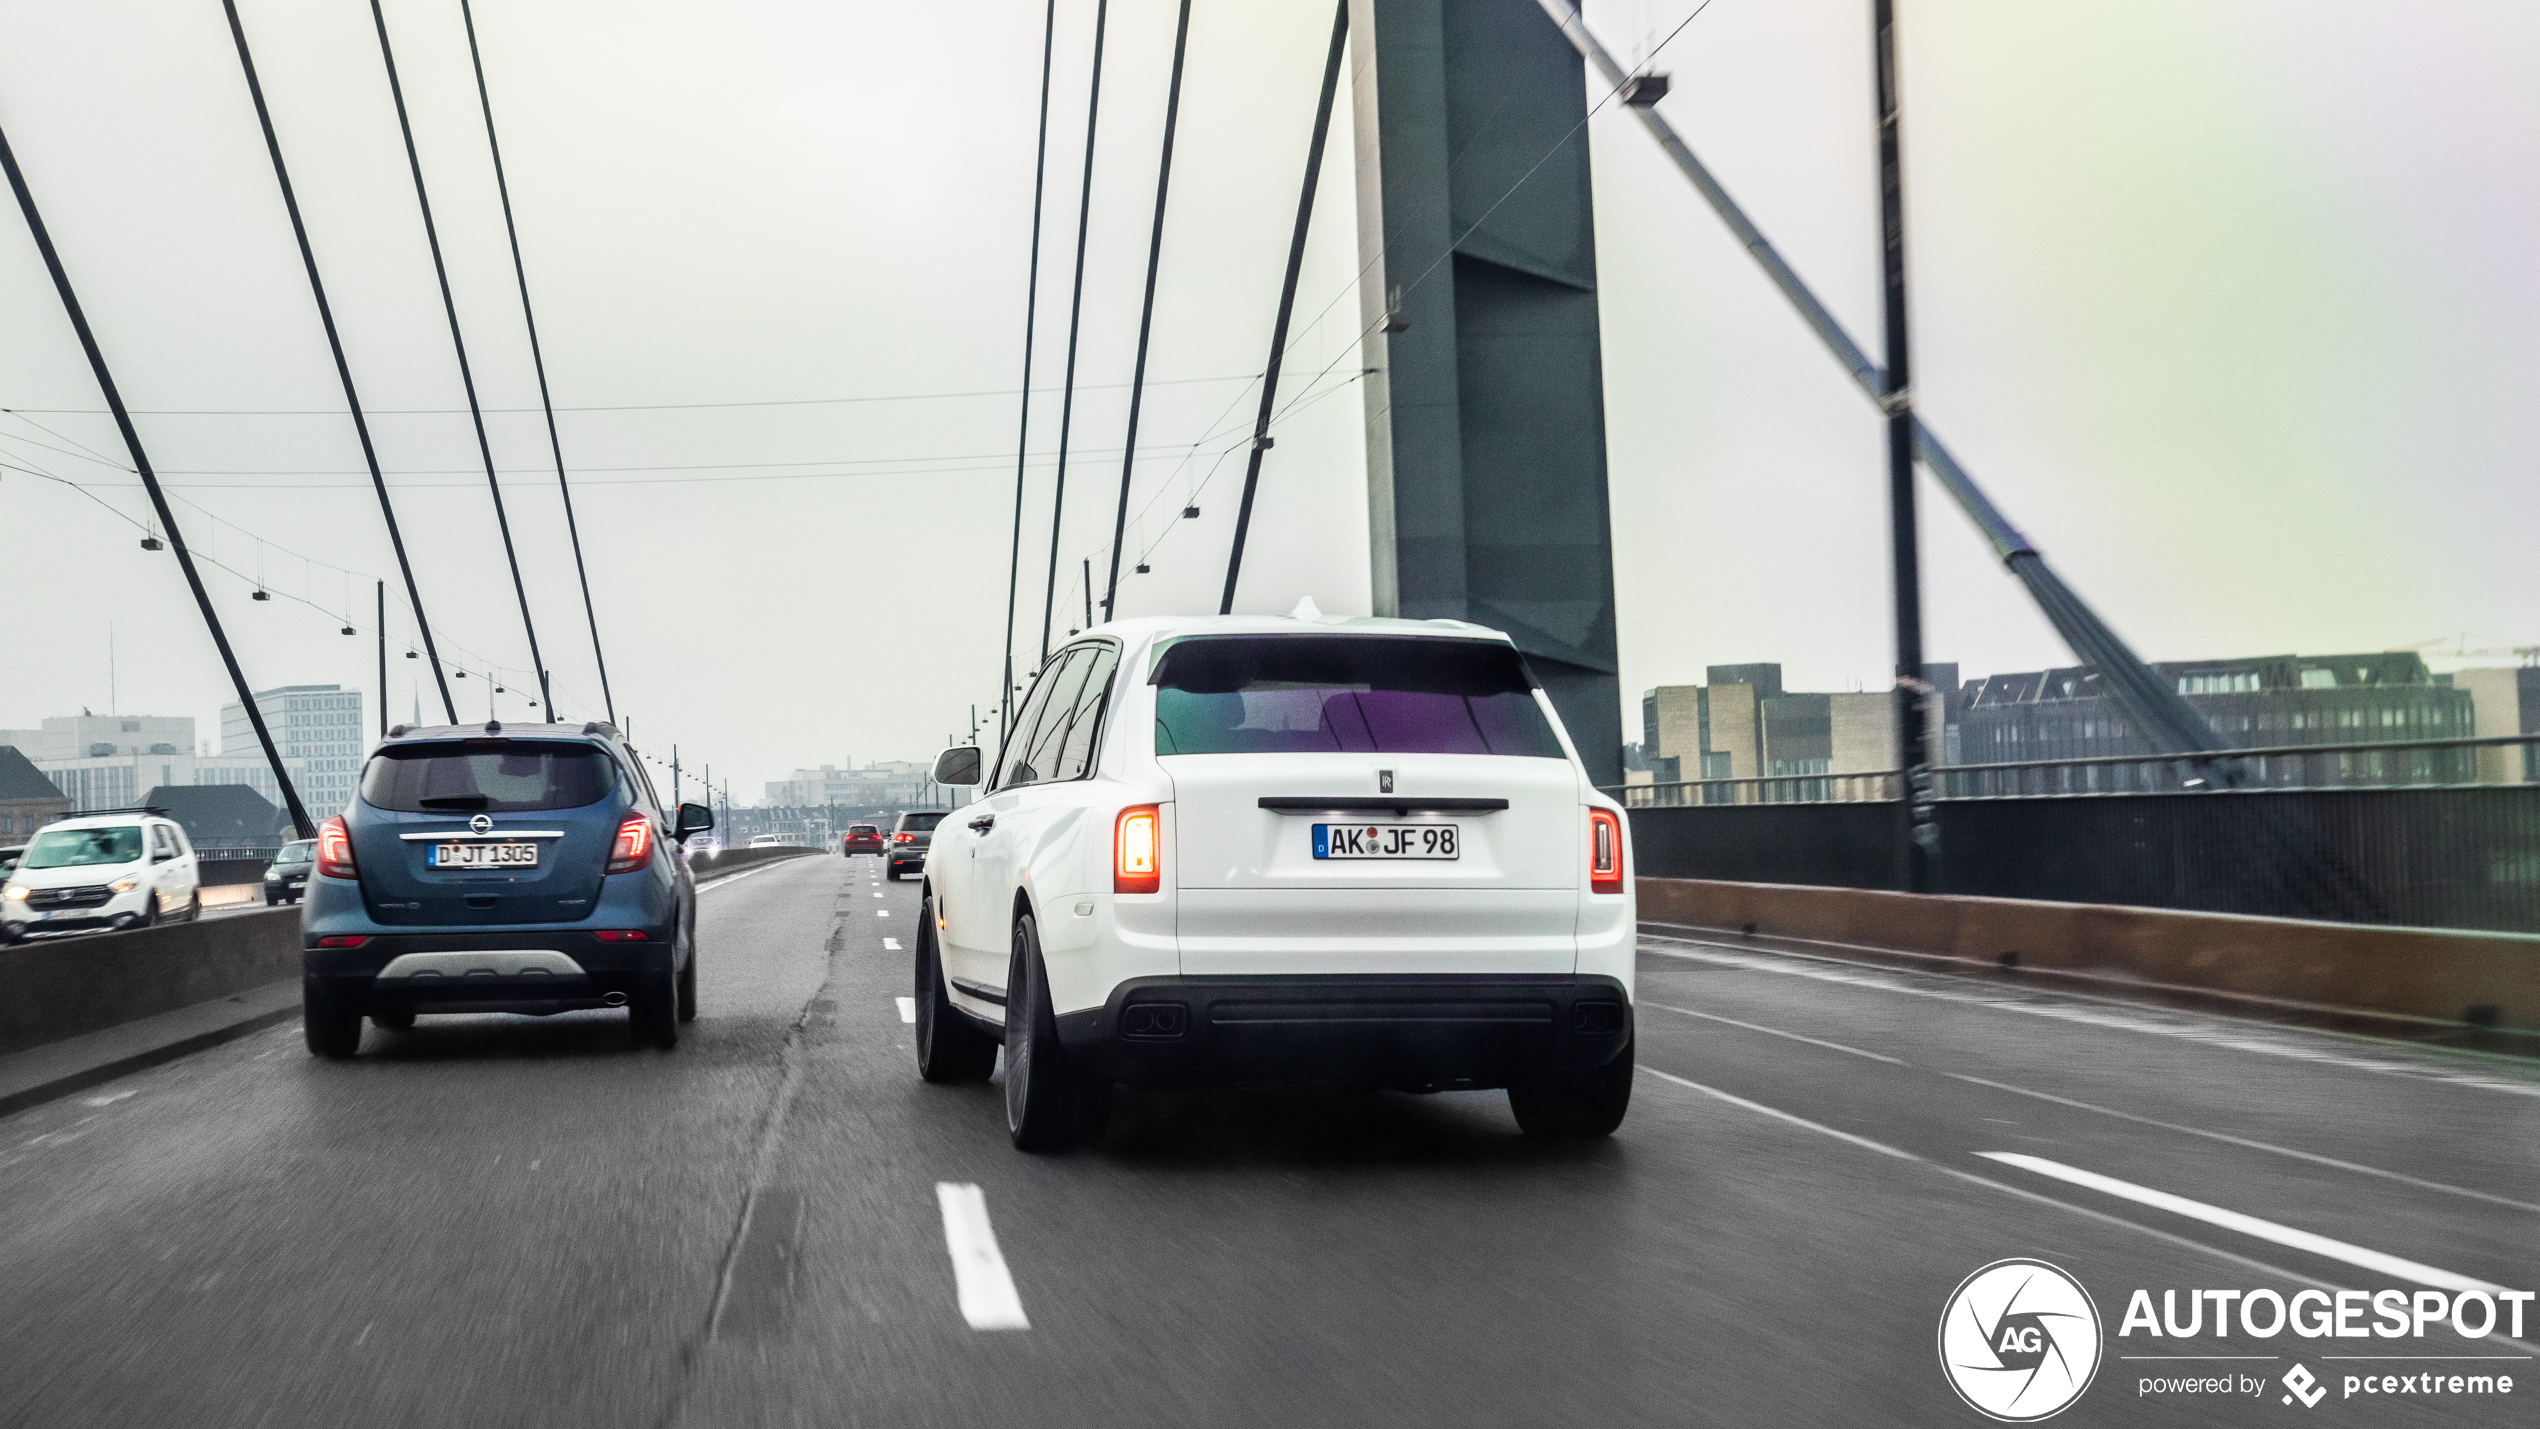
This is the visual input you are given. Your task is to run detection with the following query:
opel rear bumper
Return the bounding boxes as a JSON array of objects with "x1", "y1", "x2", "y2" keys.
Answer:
[{"x1": 304, "y1": 927, "x2": 674, "y2": 1013}]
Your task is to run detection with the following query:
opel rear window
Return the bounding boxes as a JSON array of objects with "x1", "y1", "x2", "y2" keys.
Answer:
[
  {"x1": 360, "y1": 741, "x2": 620, "y2": 813},
  {"x1": 1152, "y1": 635, "x2": 1565, "y2": 758}
]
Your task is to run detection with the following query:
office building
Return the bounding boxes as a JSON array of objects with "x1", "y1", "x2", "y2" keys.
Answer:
[
  {"x1": 223, "y1": 685, "x2": 366, "y2": 818},
  {"x1": 762, "y1": 760, "x2": 941, "y2": 813},
  {"x1": 2453, "y1": 666, "x2": 2540, "y2": 783},
  {"x1": 11, "y1": 714, "x2": 281, "y2": 813},
  {"x1": 1641, "y1": 663, "x2": 1959, "y2": 801},
  {"x1": 1, "y1": 714, "x2": 194, "y2": 762},
  {"x1": 1960, "y1": 652, "x2": 2476, "y2": 786}
]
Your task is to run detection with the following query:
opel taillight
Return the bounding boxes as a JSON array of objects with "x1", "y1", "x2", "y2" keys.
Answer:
[
  {"x1": 607, "y1": 814, "x2": 653, "y2": 874},
  {"x1": 317, "y1": 815, "x2": 358, "y2": 879},
  {"x1": 894, "y1": 832, "x2": 914, "y2": 843},
  {"x1": 1588, "y1": 808, "x2": 1623, "y2": 894},
  {"x1": 1115, "y1": 805, "x2": 1160, "y2": 895}
]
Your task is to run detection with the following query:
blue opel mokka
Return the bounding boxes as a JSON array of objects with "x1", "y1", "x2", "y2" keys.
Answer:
[{"x1": 299, "y1": 721, "x2": 715, "y2": 1056}]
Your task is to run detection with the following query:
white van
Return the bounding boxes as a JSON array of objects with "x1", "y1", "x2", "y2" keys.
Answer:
[
  {"x1": 0, "y1": 808, "x2": 202, "y2": 941},
  {"x1": 915, "y1": 611, "x2": 1635, "y2": 1150}
]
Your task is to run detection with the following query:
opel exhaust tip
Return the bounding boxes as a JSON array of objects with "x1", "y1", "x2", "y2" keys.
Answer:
[{"x1": 602, "y1": 991, "x2": 629, "y2": 1007}]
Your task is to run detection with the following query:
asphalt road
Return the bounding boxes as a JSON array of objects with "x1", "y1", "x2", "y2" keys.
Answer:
[{"x1": 1, "y1": 854, "x2": 2533, "y2": 1427}]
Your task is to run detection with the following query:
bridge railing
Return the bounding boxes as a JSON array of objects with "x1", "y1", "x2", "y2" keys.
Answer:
[
  {"x1": 1607, "y1": 734, "x2": 2540, "y2": 933},
  {"x1": 1617, "y1": 771, "x2": 1899, "y2": 807},
  {"x1": 1613, "y1": 733, "x2": 2540, "y2": 808}
]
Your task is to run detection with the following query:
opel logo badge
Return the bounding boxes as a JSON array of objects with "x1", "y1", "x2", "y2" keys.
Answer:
[{"x1": 469, "y1": 813, "x2": 493, "y2": 836}]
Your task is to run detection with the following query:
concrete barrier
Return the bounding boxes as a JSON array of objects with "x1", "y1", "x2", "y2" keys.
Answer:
[
  {"x1": 197, "y1": 857, "x2": 272, "y2": 888},
  {"x1": 0, "y1": 844, "x2": 816, "y2": 1062},
  {"x1": 0, "y1": 909, "x2": 302, "y2": 1058},
  {"x1": 1637, "y1": 877, "x2": 2540, "y2": 1034},
  {"x1": 685, "y1": 844, "x2": 823, "y2": 879}
]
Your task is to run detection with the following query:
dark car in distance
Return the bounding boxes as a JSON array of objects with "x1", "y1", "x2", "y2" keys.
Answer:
[
  {"x1": 299, "y1": 721, "x2": 714, "y2": 1057},
  {"x1": 885, "y1": 810, "x2": 946, "y2": 881},
  {"x1": 263, "y1": 839, "x2": 317, "y2": 905},
  {"x1": 841, "y1": 823, "x2": 884, "y2": 857}
]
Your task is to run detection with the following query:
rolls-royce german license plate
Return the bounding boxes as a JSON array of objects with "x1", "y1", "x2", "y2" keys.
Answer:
[
  {"x1": 1312, "y1": 823, "x2": 1459, "y2": 859},
  {"x1": 429, "y1": 842, "x2": 538, "y2": 870}
]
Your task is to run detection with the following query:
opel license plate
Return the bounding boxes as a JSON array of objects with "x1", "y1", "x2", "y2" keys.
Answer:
[
  {"x1": 1312, "y1": 823, "x2": 1459, "y2": 859},
  {"x1": 430, "y1": 842, "x2": 538, "y2": 870}
]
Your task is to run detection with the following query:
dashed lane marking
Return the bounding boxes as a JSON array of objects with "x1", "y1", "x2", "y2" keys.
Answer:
[
  {"x1": 936, "y1": 1182, "x2": 1029, "y2": 1330},
  {"x1": 875, "y1": 910, "x2": 890, "y2": 918},
  {"x1": 1977, "y1": 1152, "x2": 2514, "y2": 1295},
  {"x1": 1948, "y1": 1071, "x2": 2540, "y2": 1218},
  {"x1": 1636, "y1": 1062, "x2": 2538, "y2": 1356},
  {"x1": 1643, "y1": 937, "x2": 2540, "y2": 1100},
  {"x1": 883, "y1": 938, "x2": 902, "y2": 950},
  {"x1": 896, "y1": 997, "x2": 916, "y2": 1023},
  {"x1": 1649, "y1": 993, "x2": 2534, "y2": 1216},
  {"x1": 1642, "y1": 1001, "x2": 1903, "y2": 1065}
]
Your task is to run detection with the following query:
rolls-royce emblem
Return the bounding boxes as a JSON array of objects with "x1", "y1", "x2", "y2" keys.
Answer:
[
  {"x1": 468, "y1": 813, "x2": 493, "y2": 836},
  {"x1": 1378, "y1": 770, "x2": 1394, "y2": 793}
]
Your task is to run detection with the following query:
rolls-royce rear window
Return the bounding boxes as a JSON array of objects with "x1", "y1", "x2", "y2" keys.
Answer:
[{"x1": 1152, "y1": 636, "x2": 1564, "y2": 758}]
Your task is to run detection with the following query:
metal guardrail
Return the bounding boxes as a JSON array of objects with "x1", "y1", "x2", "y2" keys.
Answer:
[
  {"x1": 1606, "y1": 733, "x2": 2540, "y2": 934},
  {"x1": 1608, "y1": 734, "x2": 2540, "y2": 807}
]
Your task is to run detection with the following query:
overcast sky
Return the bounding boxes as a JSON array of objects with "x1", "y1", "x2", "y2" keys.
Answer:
[{"x1": 4, "y1": 0, "x2": 2534, "y2": 801}]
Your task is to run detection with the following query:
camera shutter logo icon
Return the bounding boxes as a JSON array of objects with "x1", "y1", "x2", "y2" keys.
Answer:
[
  {"x1": 1938, "y1": 1259, "x2": 2103, "y2": 1421},
  {"x1": 2282, "y1": 1364, "x2": 2326, "y2": 1408}
]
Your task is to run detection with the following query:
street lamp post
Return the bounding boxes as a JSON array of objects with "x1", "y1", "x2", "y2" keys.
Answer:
[{"x1": 1873, "y1": 0, "x2": 1939, "y2": 894}]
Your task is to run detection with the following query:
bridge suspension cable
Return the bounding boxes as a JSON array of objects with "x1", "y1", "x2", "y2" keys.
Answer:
[
  {"x1": 459, "y1": 0, "x2": 616, "y2": 727},
  {"x1": 1535, "y1": 0, "x2": 2231, "y2": 766},
  {"x1": 1100, "y1": 0, "x2": 1193, "y2": 625},
  {"x1": 1218, "y1": 0, "x2": 1349, "y2": 615},
  {"x1": 1001, "y1": 0, "x2": 1062, "y2": 749},
  {"x1": 0, "y1": 124, "x2": 314, "y2": 837},
  {"x1": 1038, "y1": 0, "x2": 1113, "y2": 665},
  {"x1": 219, "y1": 0, "x2": 459, "y2": 727},
  {"x1": 367, "y1": 0, "x2": 556, "y2": 719}
]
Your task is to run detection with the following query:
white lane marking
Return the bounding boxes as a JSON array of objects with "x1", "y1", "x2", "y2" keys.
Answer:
[
  {"x1": 883, "y1": 938, "x2": 902, "y2": 950},
  {"x1": 1642, "y1": 1001, "x2": 1904, "y2": 1065},
  {"x1": 1641, "y1": 1067, "x2": 2388, "y2": 1293},
  {"x1": 936, "y1": 1182, "x2": 1029, "y2": 1330},
  {"x1": 1643, "y1": 937, "x2": 2540, "y2": 1100},
  {"x1": 696, "y1": 862, "x2": 783, "y2": 893},
  {"x1": 875, "y1": 910, "x2": 890, "y2": 918},
  {"x1": 81, "y1": 1090, "x2": 138, "y2": 1107},
  {"x1": 1639, "y1": 1065, "x2": 1916, "y2": 1161},
  {"x1": 1977, "y1": 1152, "x2": 2510, "y2": 1294},
  {"x1": 896, "y1": 996, "x2": 917, "y2": 1023},
  {"x1": 872, "y1": 892, "x2": 884, "y2": 899},
  {"x1": 1948, "y1": 1071, "x2": 2540, "y2": 1217},
  {"x1": 1641, "y1": 1064, "x2": 2540, "y2": 1352}
]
